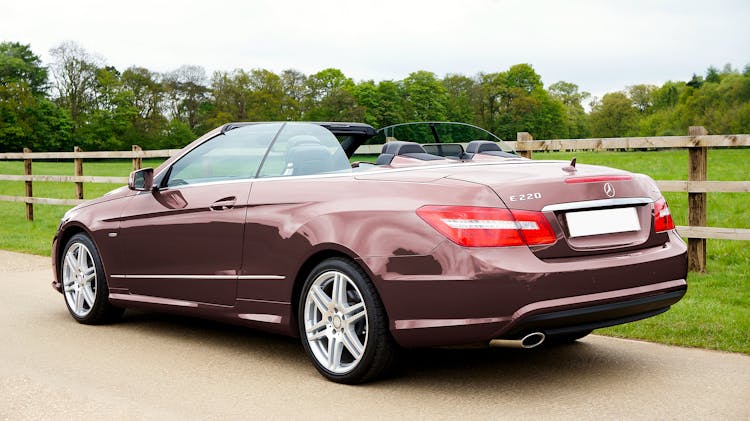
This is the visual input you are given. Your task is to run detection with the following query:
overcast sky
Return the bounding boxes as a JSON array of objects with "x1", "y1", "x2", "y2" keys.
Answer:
[{"x1": 2, "y1": 0, "x2": 748, "y2": 100}]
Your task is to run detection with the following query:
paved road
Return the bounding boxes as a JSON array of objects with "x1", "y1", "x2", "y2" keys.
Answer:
[{"x1": 1, "y1": 250, "x2": 748, "y2": 420}]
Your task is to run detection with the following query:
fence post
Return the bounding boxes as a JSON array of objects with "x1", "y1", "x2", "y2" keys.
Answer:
[
  {"x1": 688, "y1": 126, "x2": 708, "y2": 272},
  {"x1": 132, "y1": 145, "x2": 142, "y2": 171},
  {"x1": 23, "y1": 148, "x2": 33, "y2": 221},
  {"x1": 74, "y1": 146, "x2": 84, "y2": 200},
  {"x1": 516, "y1": 132, "x2": 533, "y2": 159}
]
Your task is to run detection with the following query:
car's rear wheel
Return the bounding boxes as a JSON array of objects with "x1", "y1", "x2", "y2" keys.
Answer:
[
  {"x1": 61, "y1": 233, "x2": 124, "y2": 324},
  {"x1": 298, "y1": 257, "x2": 396, "y2": 384}
]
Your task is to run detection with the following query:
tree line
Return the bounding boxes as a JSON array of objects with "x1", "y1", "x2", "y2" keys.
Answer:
[{"x1": 1, "y1": 41, "x2": 748, "y2": 152}]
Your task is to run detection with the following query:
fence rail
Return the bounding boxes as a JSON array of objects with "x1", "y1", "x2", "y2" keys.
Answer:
[
  {"x1": 1, "y1": 126, "x2": 748, "y2": 272},
  {"x1": 0, "y1": 195, "x2": 82, "y2": 206},
  {"x1": 674, "y1": 226, "x2": 750, "y2": 241},
  {"x1": 507, "y1": 133, "x2": 750, "y2": 151},
  {"x1": 654, "y1": 180, "x2": 750, "y2": 193},
  {"x1": 0, "y1": 149, "x2": 178, "y2": 160},
  {"x1": 0, "y1": 175, "x2": 130, "y2": 183}
]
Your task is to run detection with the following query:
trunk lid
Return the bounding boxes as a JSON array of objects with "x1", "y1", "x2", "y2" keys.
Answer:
[{"x1": 444, "y1": 161, "x2": 667, "y2": 258}]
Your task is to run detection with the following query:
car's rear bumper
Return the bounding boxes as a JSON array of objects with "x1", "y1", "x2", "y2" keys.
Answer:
[
  {"x1": 388, "y1": 279, "x2": 686, "y2": 347},
  {"x1": 365, "y1": 231, "x2": 688, "y2": 348},
  {"x1": 505, "y1": 284, "x2": 686, "y2": 337}
]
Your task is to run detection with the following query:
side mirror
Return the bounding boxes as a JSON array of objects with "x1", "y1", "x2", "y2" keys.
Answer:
[{"x1": 128, "y1": 168, "x2": 154, "y2": 191}]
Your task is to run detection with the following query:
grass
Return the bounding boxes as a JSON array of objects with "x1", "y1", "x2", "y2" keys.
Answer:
[
  {"x1": 1, "y1": 150, "x2": 748, "y2": 354},
  {"x1": 0, "y1": 159, "x2": 164, "y2": 254}
]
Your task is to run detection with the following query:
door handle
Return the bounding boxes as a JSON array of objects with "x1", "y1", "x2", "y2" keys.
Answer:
[{"x1": 210, "y1": 196, "x2": 237, "y2": 211}]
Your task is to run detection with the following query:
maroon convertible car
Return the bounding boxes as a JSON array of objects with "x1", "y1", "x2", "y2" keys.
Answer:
[{"x1": 52, "y1": 121, "x2": 687, "y2": 383}]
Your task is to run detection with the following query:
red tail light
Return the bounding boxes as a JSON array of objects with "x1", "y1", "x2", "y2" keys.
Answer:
[
  {"x1": 416, "y1": 206, "x2": 556, "y2": 247},
  {"x1": 653, "y1": 198, "x2": 675, "y2": 232}
]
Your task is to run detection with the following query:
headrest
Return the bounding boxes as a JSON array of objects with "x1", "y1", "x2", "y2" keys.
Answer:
[
  {"x1": 288, "y1": 135, "x2": 322, "y2": 148},
  {"x1": 381, "y1": 141, "x2": 428, "y2": 155},
  {"x1": 466, "y1": 140, "x2": 502, "y2": 154},
  {"x1": 423, "y1": 144, "x2": 464, "y2": 157}
]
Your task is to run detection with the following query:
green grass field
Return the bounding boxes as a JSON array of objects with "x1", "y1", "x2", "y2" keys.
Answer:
[{"x1": 0, "y1": 150, "x2": 748, "y2": 353}]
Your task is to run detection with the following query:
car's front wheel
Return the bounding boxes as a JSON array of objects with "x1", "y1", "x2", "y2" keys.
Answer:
[
  {"x1": 298, "y1": 257, "x2": 396, "y2": 384},
  {"x1": 61, "y1": 233, "x2": 124, "y2": 324}
]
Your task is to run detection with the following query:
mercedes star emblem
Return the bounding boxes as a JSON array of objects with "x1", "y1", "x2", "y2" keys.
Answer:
[{"x1": 603, "y1": 182, "x2": 616, "y2": 198}]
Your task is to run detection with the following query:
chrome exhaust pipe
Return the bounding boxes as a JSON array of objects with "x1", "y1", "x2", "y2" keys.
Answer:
[{"x1": 489, "y1": 332, "x2": 546, "y2": 349}]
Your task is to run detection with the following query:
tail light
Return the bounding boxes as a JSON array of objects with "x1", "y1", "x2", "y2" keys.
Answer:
[
  {"x1": 653, "y1": 198, "x2": 675, "y2": 232},
  {"x1": 416, "y1": 205, "x2": 556, "y2": 247}
]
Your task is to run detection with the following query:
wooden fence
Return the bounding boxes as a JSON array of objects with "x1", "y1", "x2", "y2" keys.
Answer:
[
  {"x1": 0, "y1": 146, "x2": 178, "y2": 211},
  {"x1": 1, "y1": 126, "x2": 748, "y2": 272}
]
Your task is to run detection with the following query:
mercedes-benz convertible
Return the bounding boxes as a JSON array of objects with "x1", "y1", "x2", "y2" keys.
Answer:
[{"x1": 52, "y1": 121, "x2": 687, "y2": 383}]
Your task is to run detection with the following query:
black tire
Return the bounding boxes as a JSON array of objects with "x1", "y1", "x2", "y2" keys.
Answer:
[
  {"x1": 60, "y1": 233, "x2": 124, "y2": 324},
  {"x1": 298, "y1": 257, "x2": 397, "y2": 384},
  {"x1": 545, "y1": 330, "x2": 592, "y2": 345}
]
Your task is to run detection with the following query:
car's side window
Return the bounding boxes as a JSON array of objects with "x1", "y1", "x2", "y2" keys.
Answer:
[
  {"x1": 257, "y1": 123, "x2": 351, "y2": 178},
  {"x1": 166, "y1": 123, "x2": 282, "y2": 187}
]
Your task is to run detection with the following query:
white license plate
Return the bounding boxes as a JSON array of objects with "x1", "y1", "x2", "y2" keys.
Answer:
[{"x1": 565, "y1": 207, "x2": 640, "y2": 238}]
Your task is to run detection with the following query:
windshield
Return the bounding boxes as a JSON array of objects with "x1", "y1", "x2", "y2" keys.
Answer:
[{"x1": 369, "y1": 122, "x2": 515, "y2": 153}]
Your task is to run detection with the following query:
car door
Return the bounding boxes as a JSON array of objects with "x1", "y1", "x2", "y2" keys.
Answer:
[
  {"x1": 238, "y1": 123, "x2": 355, "y2": 303},
  {"x1": 116, "y1": 123, "x2": 283, "y2": 306}
]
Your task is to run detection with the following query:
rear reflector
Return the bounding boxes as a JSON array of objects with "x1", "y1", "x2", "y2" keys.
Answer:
[
  {"x1": 565, "y1": 175, "x2": 632, "y2": 184},
  {"x1": 416, "y1": 206, "x2": 556, "y2": 247},
  {"x1": 653, "y1": 198, "x2": 675, "y2": 232}
]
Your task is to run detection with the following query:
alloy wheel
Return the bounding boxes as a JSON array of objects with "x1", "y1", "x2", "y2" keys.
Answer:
[
  {"x1": 62, "y1": 242, "x2": 97, "y2": 318},
  {"x1": 303, "y1": 270, "x2": 368, "y2": 374}
]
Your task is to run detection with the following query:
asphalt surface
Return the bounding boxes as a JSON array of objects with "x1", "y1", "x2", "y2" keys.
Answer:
[{"x1": 1, "y1": 249, "x2": 749, "y2": 420}]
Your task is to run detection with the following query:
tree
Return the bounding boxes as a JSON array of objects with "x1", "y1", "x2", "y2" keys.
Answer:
[
  {"x1": 209, "y1": 69, "x2": 253, "y2": 124},
  {"x1": 652, "y1": 81, "x2": 683, "y2": 109},
  {"x1": 373, "y1": 80, "x2": 406, "y2": 127},
  {"x1": 49, "y1": 41, "x2": 101, "y2": 135},
  {"x1": 162, "y1": 119, "x2": 196, "y2": 149},
  {"x1": 9, "y1": 40, "x2": 750, "y2": 151},
  {"x1": 705, "y1": 66, "x2": 721, "y2": 84},
  {"x1": 0, "y1": 42, "x2": 71, "y2": 152},
  {"x1": 504, "y1": 63, "x2": 542, "y2": 93},
  {"x1": 549, "y1": 81, "x2": 590, "y2": 138},
  {"x1": 589, "y1": 92, "x2": 639, "y2": 137},
  {"x1": 475, "y1": 72, "x2": 505, "y2": 134},
  {"x1": 280, "y1": 69, "x2": 307, "y2": 120},
  {"x1": 442, "y1": 74, "x2": 476, "y2": 123},
  {"x1": 627, "y1": 84, "x2": 657, "y2": 113},
  {"x1": 122, "y1": 67, "x2": 165, "y2": 122},
  {"x1": 163, "y1": 65, "x2": 209, "y2": 132},
  {"x1": 0, "y1": 42, "x2": 48, "y2": 95},
  {"x1": 304, "y1": 68, "x2": 361, "y2": 121},
  {"x1": 549, "y1": 81, "x2": 589, "y2": 106},
  {"x1": 0, "y1": 81, "x2": 72, "y2": 152},
  {"x1": 401, "y1": 71, "x2": 448, "y2": 121},
  {"x1": 119, "y1": 66, "x2": 168, "y2": 148},
  {"x1": 686, "y1": 73, "x2": 703, "y2": 89},
  {"x1": 80, "y1": 66, "x2": 138, "y2": 150},
  {"x1": 638, "y1": 81, "x2": 685, "y2": 136},
  {"x1": 720, "y1": 63, "x2": 736, "y2": 75},
  {"x1": 484, "y1": 64, "x2": 565, "y2": 140},
  {"x1": 246, "y1": 68, "x2": 284, "y2": 120},
  {"x1": 351, "y1": 80, "x2": 380, "y2": 127},
  {"x1": 674, "y1": 72, "x2": 750, "y2": 134}
]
